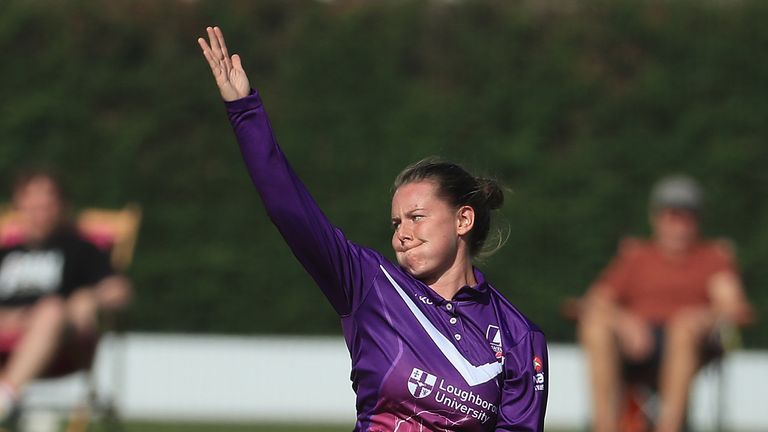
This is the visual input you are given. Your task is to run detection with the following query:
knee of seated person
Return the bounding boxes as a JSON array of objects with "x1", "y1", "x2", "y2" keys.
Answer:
[
  {"x1": 666, "y1": 310, "x2": 709, "y2": 345},
  {"x1": 577, "y1": 305, "x2": 613, "y2": 342}
]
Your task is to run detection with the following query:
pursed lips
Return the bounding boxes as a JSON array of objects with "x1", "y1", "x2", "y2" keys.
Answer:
[{"x1": 397, "y1": 242, "x2": 425, "y2": 254}]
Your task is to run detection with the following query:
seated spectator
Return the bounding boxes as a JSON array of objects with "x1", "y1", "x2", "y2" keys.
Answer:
[
  {"x1": 577, "y1": 175, "x2": 751, "y2": 432},
  {"x1": 0, "y1": 168, "x2": 131, "y2": 421}
]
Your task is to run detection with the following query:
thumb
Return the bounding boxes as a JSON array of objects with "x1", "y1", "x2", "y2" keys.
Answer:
[{"x1": 232, "y1": 54, "x2": 243, "y2": 71}]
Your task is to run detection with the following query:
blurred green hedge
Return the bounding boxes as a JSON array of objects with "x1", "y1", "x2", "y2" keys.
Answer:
[{"x1": 1, "y1": 0, "x2": 766, "y2": 345}]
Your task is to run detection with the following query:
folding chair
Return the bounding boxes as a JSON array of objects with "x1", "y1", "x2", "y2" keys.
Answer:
[
  {"x1": 76, "y1": 205, "x2": 142, "y2": 271},
  {"x1": 0, "y1": 208, "x2": 25, "y2": 247},
  {"x1": 0, "y1": 204, "x2": 141, "y2": 432},
  {"x1": 561, "y1": 297, "x2": 748, "y2": 432}
]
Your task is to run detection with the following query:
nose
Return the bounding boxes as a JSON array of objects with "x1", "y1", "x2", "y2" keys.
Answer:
[{"x1": 395, "y1": 224, "x2": 413, "y2": 245}]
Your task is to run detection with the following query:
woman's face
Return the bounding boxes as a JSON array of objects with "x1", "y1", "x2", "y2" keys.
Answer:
[
  {"x1": 391, "y1": 180, "x2": 472, "y2": 284},
  {"x1": 13, "y1": 177, "x2": 63, "y2": 243}
]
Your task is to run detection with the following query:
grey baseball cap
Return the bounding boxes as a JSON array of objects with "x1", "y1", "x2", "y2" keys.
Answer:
[{"x1": 650, "y1": 175, "x2": 703, "y2": 213}]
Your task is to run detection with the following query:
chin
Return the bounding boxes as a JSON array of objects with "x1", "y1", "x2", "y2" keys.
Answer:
[
  {"x1": 402, "y1": 263, "x2": 436, "y2": 284},
  {"x1": 397, "y1": 251, "x2": 439, "y2": 281},
  {"x1": 404, "y1": 266, "x2": 424, "y2": 278},
  {"x1": 397, "y1": 256, "x2": 421, "y2": 275}
]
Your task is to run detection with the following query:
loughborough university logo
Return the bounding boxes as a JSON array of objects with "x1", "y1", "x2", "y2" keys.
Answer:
[{"x1": 408, "y1": 368, "x2": 437, "y2": 399}]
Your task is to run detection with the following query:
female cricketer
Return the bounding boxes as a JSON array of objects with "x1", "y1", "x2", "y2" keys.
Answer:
[{"x1": 198, "y1": 26, "x2": 548, "y2": 431}]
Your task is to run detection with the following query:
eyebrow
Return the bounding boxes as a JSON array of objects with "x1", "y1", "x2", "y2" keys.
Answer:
[{"x1": 392, "y1": 208, "x2": 427, "y2": 218}]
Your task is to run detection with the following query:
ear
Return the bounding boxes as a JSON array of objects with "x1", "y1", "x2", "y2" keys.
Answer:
[{"x1": 456, "y1": 205, "x2": 475, "y2": 236}]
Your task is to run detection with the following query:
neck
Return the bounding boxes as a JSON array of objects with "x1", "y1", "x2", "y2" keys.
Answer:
[
  {"x1": 426, "y1": 256, "x2": 477, "y2": 301},
  {"x1": 655, "y1": 238, "x2": 696, "y2": 258}
]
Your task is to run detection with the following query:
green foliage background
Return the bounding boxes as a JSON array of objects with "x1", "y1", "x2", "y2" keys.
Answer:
[{"x1": 1, "y1": 0, "x2": 766, "y2": 345}]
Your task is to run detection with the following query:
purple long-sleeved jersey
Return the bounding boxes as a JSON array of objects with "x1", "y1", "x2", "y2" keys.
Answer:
[{"x1": 226, "y1": 91, "x2": 548, "y2": 431}]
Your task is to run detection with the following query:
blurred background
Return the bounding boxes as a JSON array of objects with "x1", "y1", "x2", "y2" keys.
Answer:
[{"x1": 1, "y1": 0, "x2": 766, "y2": 430}]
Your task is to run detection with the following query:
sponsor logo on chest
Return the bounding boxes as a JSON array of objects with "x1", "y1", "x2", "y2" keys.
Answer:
[
  {"x1": 407, "y1": 367, "x2": 498, "y2": 424},
  {"x1": 408, "y1": 368, "x2": 437, "y2": 399},
  {"x1": 485, "y1": 325, "x2": 504, "y2": 364}
]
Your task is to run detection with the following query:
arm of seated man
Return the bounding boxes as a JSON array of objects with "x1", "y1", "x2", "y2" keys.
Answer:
[
  {"x1": 708, "y1": 270, "x2": 752, "y2": 326},
  {"x1": 66, "y1": 275, "x2": 131, "y2": 334}
]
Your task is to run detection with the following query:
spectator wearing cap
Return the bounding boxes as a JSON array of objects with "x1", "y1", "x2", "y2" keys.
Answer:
[{"x1": 577, "y1": 175, "x2": 752, "y2": 432}]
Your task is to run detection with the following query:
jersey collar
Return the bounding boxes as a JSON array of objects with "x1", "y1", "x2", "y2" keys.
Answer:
[{"x1": 421, "y1": 267, "x2": 490, "y2": 304}]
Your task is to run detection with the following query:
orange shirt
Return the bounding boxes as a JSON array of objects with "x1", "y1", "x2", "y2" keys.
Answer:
[{"x1": 592, "y1": 238, "x2": 736, "y2": 324}]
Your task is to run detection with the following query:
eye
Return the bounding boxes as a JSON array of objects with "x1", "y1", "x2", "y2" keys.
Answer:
[
  {"x1": 391, "y1": 219, "x2": 401, "y2": 230},
  {"x1": 412, "y1": 215, "x2": 424, "y2": 222}
]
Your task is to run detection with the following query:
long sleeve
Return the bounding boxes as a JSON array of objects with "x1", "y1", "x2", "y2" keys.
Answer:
[
  {"x1": 495, "y1": 329, "x2": 549, "y2": 431},
  {"x1": 226, "y1": 91, "x2": 379, "y2": 316}
]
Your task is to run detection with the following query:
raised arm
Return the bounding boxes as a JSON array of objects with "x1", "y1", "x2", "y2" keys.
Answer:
[{"x1": 197, "y1": 27, "x2": 377, "y2": 315}]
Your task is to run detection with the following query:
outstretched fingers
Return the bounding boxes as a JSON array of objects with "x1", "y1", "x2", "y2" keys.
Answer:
[
  {"x1": 199, "y1": 27, "x2": 233, "y2": 81},
  {"x1": 198, "y1": 25, "x2": 249, "y2": 101},
  {"x1": 197, "y1": 37, "x2": 219, "y2": 72},
  {"x1": 197, "y1": 37, "x2": 210, "y2": 54},
  {"x1": 214, "y1": 27, "x2": 230, "y2": 61},
  {"x1": 206, "y1": 26, "x2": 222, "y2": 58}
]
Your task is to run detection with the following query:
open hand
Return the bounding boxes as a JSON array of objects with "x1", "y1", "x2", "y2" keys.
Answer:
[{"x1": 197, "y1": 26, "x2": 250, "y2": 101}]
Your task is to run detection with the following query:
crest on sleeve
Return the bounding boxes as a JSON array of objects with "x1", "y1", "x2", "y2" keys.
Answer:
[{"x1": 533, "y1": 356, "x2": 545, "y2": 391}]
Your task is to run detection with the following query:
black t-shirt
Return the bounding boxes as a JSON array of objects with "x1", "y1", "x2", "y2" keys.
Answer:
[{"x1": 0, "y1": 226, "x2": 114, "y2": 306}]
